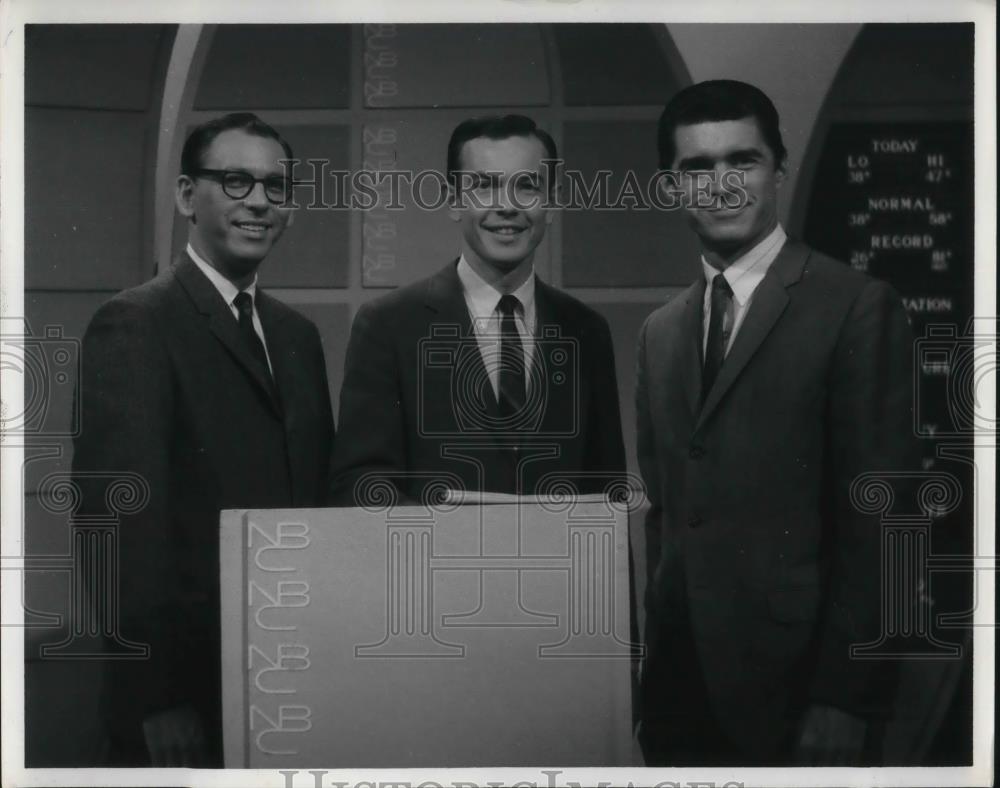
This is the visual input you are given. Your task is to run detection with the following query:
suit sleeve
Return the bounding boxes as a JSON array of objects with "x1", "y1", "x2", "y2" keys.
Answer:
[
  {"x1": 72, "y1": 297, "x2": 178, "y2": 723},
  {"x1": 635, "y1": 314, "x2": 664, "y2": 631},
  {"x1": 810, "y1": 278, "x2": 917, "y2": 715},
  {"x1": 329, "y1": 301, "x2": 410, "y2": 506}
]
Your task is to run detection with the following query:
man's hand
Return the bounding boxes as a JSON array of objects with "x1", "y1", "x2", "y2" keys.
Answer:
[
  {"x1": 142, "y1": 705, "x2": 208, "y2": 767},
  {"x1": 795, "y1": 704, "x2": 867, "y2": 765}
]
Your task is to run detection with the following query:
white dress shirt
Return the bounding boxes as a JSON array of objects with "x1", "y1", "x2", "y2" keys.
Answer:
[
  {"x1": 701, "y1": 224, "x2": 787, "y2": 356},
  {"x1": 456, "y1": 255, "x2": 536, "y2": 400},
  {"x1": 187, "y1": 243, "x2": 273, "y2": 374}
]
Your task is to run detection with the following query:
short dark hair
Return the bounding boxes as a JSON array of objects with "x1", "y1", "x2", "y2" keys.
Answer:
[
  {"x1": 180, "y1": 112, "x2": 294, "y2": 175},
  {"x1": 657, "y1": 80, "x2": 787, "y2": 169},
  {"x1": 446, "y1": 114, "x2": 558, "y2": 187}
]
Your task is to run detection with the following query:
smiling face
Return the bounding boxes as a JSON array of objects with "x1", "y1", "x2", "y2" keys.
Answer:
[
  {"x1": 448, "y1": 134, "x2": 553, "y2": 286},
  {"x1": 175, "y1": 128, "x2": 293, "y2": 288},
  {"x1": 671, "y1": 117, "x2": 786, "y2": 266}
]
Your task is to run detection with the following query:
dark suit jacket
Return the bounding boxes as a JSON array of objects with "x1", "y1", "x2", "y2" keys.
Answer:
[
  {"x1": 72, "y1": 253, "x2": 334, "y2": 758},
  {"x1": 636, "y1": 240, "x2": 916, "y2": 758},
  {"x1": 331, "y1": 261, "x2": 626, "y2": 503}
]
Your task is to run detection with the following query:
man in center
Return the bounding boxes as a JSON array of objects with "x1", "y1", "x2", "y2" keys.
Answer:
[{"x1": 331, "y1": 114, "x2": 625, "y2": 504}]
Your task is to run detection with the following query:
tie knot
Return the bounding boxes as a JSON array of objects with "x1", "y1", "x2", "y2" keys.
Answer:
[
  {"x1": 712, "y1": 273, "x2": 732, "y2": 295},
  {"x1": 234, "y1": 291, "x2": 254, "y2": 317},
  {"x1": 497, "y1": 294, "x2": 521, "y2": 317}
]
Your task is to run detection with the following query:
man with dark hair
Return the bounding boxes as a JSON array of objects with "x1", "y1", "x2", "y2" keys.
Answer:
[
  {"x1": 73, "y1": 112, "x2": 335, "y2": 766},
  {"x1": 656, "y1": 78, "x2": 787, "y2": 171},
  {"x1": 637, "y1": 80, "x2": 915, "y2": 765},
  {"x1": 180, "y1": 111, "x2": 295, "y2": 177},
  {"x1": 446, "y1": 114, "x2": 559, "y2": 186},
  {"x1": 331, "y1": 114, "x2": 625, "y2": 503}
]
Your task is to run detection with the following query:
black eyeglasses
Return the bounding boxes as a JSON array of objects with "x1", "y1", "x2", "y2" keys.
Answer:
[{"x1": 190, "y1": 169, "x2": 293, "y2": 204}]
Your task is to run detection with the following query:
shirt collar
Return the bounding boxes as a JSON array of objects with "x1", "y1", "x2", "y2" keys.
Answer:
[
  {"x1": 456, "y1": 255, "x2": 535, "y2": 318},
  {"x1": 186, "y1": 243, "x2": 258, "y2": 307},
  {"x1": 701, "y1": 224, "x2": 787, "y2": 307}
]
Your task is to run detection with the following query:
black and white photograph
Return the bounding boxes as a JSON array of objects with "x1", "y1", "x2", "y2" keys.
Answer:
[{"x1": 0, "y1": 1, "x2": 994, "y2": 786}]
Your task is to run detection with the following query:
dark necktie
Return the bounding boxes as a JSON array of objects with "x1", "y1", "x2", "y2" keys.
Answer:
[
  {"x1": 702, "y1": 273, "x2": 734, "y2": 401},
  {"x1": 497, "y1": 294, "x2": 527, "y2": 418},
  {"x1": 233, "y1": 291, "x2": 271, "y2": 376}
]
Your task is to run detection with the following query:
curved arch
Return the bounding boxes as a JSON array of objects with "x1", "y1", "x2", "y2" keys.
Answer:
[
  {"x1": 790, "y1": 23, "x2": 973, "y2": 235},
  {"x1": 154, "y1": 24, "x2": 215, "y2": 272},
  {"x1": 650, "y1": 23, "x2": 693, "y2": 91}
]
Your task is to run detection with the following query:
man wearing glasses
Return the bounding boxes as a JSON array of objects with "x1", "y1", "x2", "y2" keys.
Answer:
[{"x1": 72, "y1": 113, "x2": 335, "y2": 766}]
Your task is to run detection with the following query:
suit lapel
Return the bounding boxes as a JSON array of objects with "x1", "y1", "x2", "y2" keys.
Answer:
[
  {"x1": 423, "y1": 259, "x2": 476, "y2": 335},
  {"x1": 695, "y1": 240, "x2": 809, "y2": 430},
  {"x1": 174, "y1": 254, "x2": 282, "y2": 418}
]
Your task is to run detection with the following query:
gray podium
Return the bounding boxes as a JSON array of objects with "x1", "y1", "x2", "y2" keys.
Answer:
[{"x1": 219, "y1": 497, "x2": 636, "y2": 767}]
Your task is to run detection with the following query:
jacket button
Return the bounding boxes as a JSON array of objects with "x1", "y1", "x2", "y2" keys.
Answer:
[
  {"x1": 689, "y1": 445, "x2": 705, "y2": 460},
  {"x1": 688, "y1": 515, "x2": 702, "y2": 528}
]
